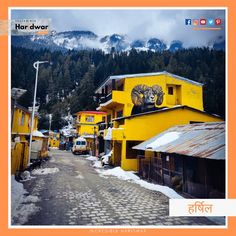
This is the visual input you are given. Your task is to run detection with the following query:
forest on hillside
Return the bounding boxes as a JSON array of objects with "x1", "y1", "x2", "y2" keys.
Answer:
[{"x1": 11, "y1": 47, "x2": 225, "y2": 130}]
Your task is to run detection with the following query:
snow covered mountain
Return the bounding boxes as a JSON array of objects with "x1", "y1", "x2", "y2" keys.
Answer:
[{"x1": 11, "y1": 30, "x2": 225, "y2": 53}]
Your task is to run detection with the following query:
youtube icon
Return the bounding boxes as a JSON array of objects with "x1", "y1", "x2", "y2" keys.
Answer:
[{"x1": 200, "y1": 19, "x2": 207, "y2": 25}]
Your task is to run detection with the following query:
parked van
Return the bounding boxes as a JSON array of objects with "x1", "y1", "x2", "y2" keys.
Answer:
[{"x1": 72, "y1": 137, "x2": 89, "y2": 155}]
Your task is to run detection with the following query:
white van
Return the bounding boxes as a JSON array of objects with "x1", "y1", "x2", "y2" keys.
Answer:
[{"x1": 72, "y1": 137, "x2": 88, "y2": 155}]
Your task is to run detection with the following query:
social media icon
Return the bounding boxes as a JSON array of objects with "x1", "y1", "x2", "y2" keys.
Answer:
[
  {"x1": 185, "y1": 19, "x2": 192, "y2": 25},
  {"x1": 193, "y1": 19, "x2": 199, "y2": 26},
  {"x1": 215, "y1": 18, "x2": 222, "y2": 25},
  {"x1": 200, "y1": 19, "x2": 207, "y2": 25},
  {"x1": 208, "y1": 19, "x2": 214, "y2": 25}
]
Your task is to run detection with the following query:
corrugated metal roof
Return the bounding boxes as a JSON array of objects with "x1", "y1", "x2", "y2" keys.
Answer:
[
  {"x1": 95, "y1": 71, "x2": 203, "y2": 93},
  {"x1": 133, "y1": 122, "x2": 225, "y2": 160}
]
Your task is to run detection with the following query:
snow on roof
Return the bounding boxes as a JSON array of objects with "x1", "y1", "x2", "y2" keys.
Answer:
[
  {"x1": 95, "y1": 71, "x2": 203, "y2": 93},
  {"x1": 32, "y1": 130, "x2": 45, "y2": 137},
  {"x1": 133, "y1": 122, "x2": 225, "y2": 160},
  {"x1": 146, "y1": 132, "x2": 181, "y2": 149},
  {"x1": 81, "y1": 134, "x2": 96, "y2": 139}
]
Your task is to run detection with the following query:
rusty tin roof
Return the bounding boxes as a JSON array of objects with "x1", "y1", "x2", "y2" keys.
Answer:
[{"x1": 133, "y1": 122, "x2": 225, "y2": 160}]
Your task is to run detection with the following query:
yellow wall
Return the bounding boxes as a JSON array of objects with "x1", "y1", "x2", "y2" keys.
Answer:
[
  {"x1": 12, "y1": 107, "x2": 38, "y2": 135},
  {"x1": 98, "y1": 73, "x2": 203, "y2": 119},
  {"x1": 76, "y1": 112, "x2": 106, "y2": 136},
  {"x1": 112, "y1": 107, "x2": 222, "y2": 171},
  {"x1": 11, "y1": 141, "x2": 29, "y2": 174},
  {"x1": 49, "y1": 132, "x2": 60, "y2": 148}
]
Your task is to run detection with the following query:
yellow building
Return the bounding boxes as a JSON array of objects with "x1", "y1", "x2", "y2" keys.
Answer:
[
  {"x1": 11, "y1": 104, "x2": 38, "y2": 140},
  {"x1": 11, "y1": 104, "x2": 48, "y2": 174},
  {"x1": 95, "y1": 71, "x2": 223, "y2": 171},
  {"x1": 11, "y1": 104, "x2": 38, "y2": 174},
  {"x1": 76, "y1": 111, "x2": 106, "y2": 153},
  {"x1": 49, "y1": 131, "x2": 60, "y2": 148}
]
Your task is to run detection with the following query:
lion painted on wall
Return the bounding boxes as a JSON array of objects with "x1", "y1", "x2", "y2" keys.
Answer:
[{"x1": 131, "y1": 84, "x2": 164, "y2": 115}]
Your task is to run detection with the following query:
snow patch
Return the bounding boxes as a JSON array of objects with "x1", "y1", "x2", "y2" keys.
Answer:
[
  {"x1": 32, "y1": 130, "x2": 45, "y2": 137},
  {"x1": 31, "y1": 167, "x2": 59, "y2": 175},
  {"x1": 96, "y1": 167, "x2": 183, "y2": 199},
  {"x1": 19, "y1": 171, "x2": 36, "y2": 182},
  {"x1": 86, "y1": 155, "x2": 103, "y2": 168},
  {"x1": 86, "y1": 156, "x2": 98, "y2": 161},
  {"x1": 75, "y1": 171, "x2": 84, "y2": 179},
  {"x1": 11, "y1": 176, "x2": 40, "y2": 225},
  {"x1": 146, "y1": 132, "x2": 181, "y2": 149},
  {"x1": 92, "y1": 161, "x2": 102, "y2": 168},
  {"x1": 101, "y1": 151, "x2": 113, "y2": 165}
]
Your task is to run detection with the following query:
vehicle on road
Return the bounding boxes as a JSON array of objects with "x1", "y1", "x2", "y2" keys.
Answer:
[{"x1": 71, "y1": 137, "x2": 89, "y2": 155}]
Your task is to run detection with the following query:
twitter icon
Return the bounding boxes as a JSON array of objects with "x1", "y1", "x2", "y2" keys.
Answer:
[{"x1": 208, "y1": 19, "x2": 214, "y2": 25}]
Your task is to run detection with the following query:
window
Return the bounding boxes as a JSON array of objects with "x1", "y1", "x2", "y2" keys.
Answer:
[
  {"x1": 76, "y1": 141, "x2": 86, "y2": 145},
  {"x1": 126, "y1": 141, "x2": 142, "y2": 159},
  {"x1": 102, "y1": 116, "x2": 106, "y2": 122},
  {"x1": 116, "y1": 110, "x2": 123, "y2": 118},
  {"x1": 168, "y1": 87, "x2": 174, "y2": 95},
  {"x1": 77, "y1": 115, "x2": 81, "y2": 122},
  {"x1": 85, "y1": 115, "x2": 94, "y2": 122}
]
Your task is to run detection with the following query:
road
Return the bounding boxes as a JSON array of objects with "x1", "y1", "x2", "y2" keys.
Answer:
[{"x1": 21, "y1": 149, "x2": 222, "y2": 226}]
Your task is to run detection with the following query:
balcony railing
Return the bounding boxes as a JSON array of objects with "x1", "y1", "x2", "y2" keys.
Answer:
[
  {"x1": 99, "y1": 93, "x2": 112, "y2": 104},
  {"x1": 97, "y1": 90, "x2": 125, "y2": 106},
  {"x1": 98, "y1": 122, "x2": 113, "y2": 131}
]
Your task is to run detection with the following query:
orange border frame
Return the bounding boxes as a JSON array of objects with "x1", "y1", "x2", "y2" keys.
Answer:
[{"x1": 1, "y1": 1, "x2": 235, "y2": 235}]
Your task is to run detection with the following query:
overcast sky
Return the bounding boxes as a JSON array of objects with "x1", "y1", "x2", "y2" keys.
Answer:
[{"x1": 11, "y1": 9, "x2": 225, "y2": 47}]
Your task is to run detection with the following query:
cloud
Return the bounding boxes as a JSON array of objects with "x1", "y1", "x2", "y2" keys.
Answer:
[{"x1": 11, "y1": 8, "x2": 225, "y2": 47}]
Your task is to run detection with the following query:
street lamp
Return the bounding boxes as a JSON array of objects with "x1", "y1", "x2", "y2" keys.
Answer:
[
  {"x1": 93, "y1": 126, "x2": 97, "y2": 156},
  {"x1": 28, "y1": 60, "x2": 50, "y2": 166},
  {"x1": 48, "y1": 114, "x2": 52, "y2": 132}
]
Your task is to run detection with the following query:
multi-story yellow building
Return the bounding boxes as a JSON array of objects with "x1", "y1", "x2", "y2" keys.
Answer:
[
  {"x1": 11, "y1": 103, "x2": 49, "y2": 174},
  {"x1": 95, "y1": 71, "x2": 223, "y2": 171},
  {"x1": 11, "y1": 104, "x2": 38, "y2": 140},
  {"x1": 76, "y1": 111, "x2": 106, "y2": 153},
  {"x1": 11, "y1": 104, "x2": 39, "y2": 174}
]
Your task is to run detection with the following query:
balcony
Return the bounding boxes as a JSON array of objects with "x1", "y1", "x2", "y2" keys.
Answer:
[
  {"x1": 112, "y1": 126, "x2": 125, "y2": 140},
  {"x1": 98, "y1": 122, "x2": 113, "y2": 131},
  {"x1": 97, "y1": 90, "x2": 125, "y2": 110}
]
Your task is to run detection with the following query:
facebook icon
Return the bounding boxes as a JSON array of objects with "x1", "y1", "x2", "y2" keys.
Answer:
[{"x1": 185, "y1": 19, "x2": 192, "y2": 25}]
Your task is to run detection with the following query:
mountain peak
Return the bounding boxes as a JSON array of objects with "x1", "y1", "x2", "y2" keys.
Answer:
[{"x1": 11, "y1": 30, "x2": 224, "y2": 53}]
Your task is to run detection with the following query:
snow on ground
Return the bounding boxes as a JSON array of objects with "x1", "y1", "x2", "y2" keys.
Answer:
[
  {"x1": 11, "y1": 176, "x2": 40, "y2": 225},
  {"x1": 86, "y1": 156, "x2": 103, "y2": 168},
  {"x1": 101, "y1": 151, "x2": 112, "y2": 165},
  {"x1": 49, "y1": 157, "x2": 56, "y2": 163},
  {"x1": 96, "y1": 167, "x2": 183, "y2": 199},
  {"x1": 31, "y1": 167, "x2": 59, "y2": 175},
  {"x1": 19, "y1": 171, "x2": 36, "y2": 182},
  {"x1": 86, "y1": 156, "x2": 97, "y2": 161},
  {"x1": 92, "y1": 160, "x2": 102, "y2": 168},
  {"x1": 75, "y1": 171, "x2": 84, "y2": 179}
]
